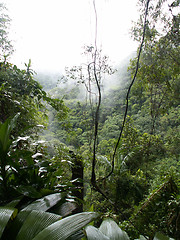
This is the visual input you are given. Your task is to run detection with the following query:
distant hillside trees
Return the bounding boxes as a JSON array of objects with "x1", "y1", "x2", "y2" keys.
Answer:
[{"x1": 0, "y1": 3, "x2": 13, "y2": 61}]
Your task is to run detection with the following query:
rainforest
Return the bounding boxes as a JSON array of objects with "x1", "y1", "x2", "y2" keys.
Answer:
[{"x1": 0, "y1": 0, "x2": 179, "y2": 239}]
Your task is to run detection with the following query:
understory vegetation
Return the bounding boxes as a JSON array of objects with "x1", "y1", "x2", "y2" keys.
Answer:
[{"x1": 0, "y1": 0, "x2": 179, "y2": 239}]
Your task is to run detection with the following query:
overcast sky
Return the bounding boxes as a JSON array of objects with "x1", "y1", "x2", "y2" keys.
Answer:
[{"x1": 4, "y1": 0, "x2": 139, "y2": 73}]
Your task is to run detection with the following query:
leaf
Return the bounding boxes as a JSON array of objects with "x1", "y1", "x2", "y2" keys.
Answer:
[
  {"x1": 16, "y1": 185, "x2": 42, "y2": 198},
  {"x1": 57, "y1": 201, "x2": 77, "y2": 217},
  {"x1": 32, "y1": 212, "x2": 99, "y2": 240},
  {"x1": 85, "y1": 225, "x2": 110, "y2": 240},
  {"x1": 10, "y1": 193, "x2": 63, "y2": 238},
  {"x1": 99, "y1": 218, "x2": 130, "y2": 240},
  {"x1": 0, "y1": 113, "x2": 20, "y2": 153},
  {"x1": 5, "y1": 196, "x2": 23, "y2": 208},
  {"x1": 16, "y1": 210, "x2": 61, "y2": 240},
  {"x1": 153, "y1": 232, "x2": 175, "y2": 240},
  {"x1": 0, "y1": 207, "x2": 18, "y2": 238},
  {"x1": 134, "y1": 236, "x2": 147, "y2": 240},
  {"x1": 67, "y1": 230, "x2": 85, "y2": 240},
  {"x1": 23, "y1": 193, "x2": 63, "y2": 212}
]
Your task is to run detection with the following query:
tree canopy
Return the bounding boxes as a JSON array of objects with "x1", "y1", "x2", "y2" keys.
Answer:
[{"x1": 0, "y1": 1, "x2": 179, "y2": 239}]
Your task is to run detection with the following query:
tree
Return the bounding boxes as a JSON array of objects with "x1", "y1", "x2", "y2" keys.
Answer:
[
  {"x1": 63, "y1": 45, "x2": 115, "y2": 199},
  {"x1": 131, "y1": 0, "x2": 179, "y2": 118},
  {"x1": 0, "y1": 60, "x2": 68, "y2": 136},
  {"x1": 131, "y1": 17, "x2": 179, "y2": 134},
  {"x1": 0, "y1": 3, "x2": 13, "y2": 61}
]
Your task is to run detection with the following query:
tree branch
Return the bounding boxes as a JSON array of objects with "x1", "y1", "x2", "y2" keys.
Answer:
[
  {"x1": 91, "y1": 0, "x2": 100, "y2": 187},
  {"x1": 106, "y1": 0, "x2": 151, "y2": 178}
]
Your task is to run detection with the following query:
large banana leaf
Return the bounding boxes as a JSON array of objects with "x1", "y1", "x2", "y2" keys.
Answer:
[
  {"x1": 16, "y1": 210, "x2": 61, "y2": 240},
  {"x1": 85, "y1": 225, "x2": 110, "y2": 240},
  {"x1": 0, "y1": 207, "x2": 18, "y2": 238},
  {"x1": 99, "y1": 218, "x2": 130, "y2": 240},
  {"x1": 32, "y1": 212, "x2": 99, "y2": 240}
]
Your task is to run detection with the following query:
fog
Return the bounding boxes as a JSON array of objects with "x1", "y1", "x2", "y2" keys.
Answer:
[{"x1": 4, "y1": 0, "x2": 139, "y2": 73}]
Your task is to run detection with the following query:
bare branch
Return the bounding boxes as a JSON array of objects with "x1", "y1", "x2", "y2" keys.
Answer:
[
  {"x1": 91, "y1": 0, "x2": 100, "y2": 187},
  {"x1": 106, "y1": 0, "x2": 151, "y2": 179}
]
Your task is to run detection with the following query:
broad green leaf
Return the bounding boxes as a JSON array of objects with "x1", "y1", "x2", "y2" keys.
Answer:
[
  {"x1": 23, "y1": 193, "x2": 62, "y2": 211},
  {"x1": 0, "y1": 113, "x2": 20, "y2": 152},
  {"x1": 153, "y1": 232, "x2": 175, "y2": 240},
  {"x1": 16, "y1": 210, "x2": 61, "y2": 240},
  {"x1": 99, "y1": 218, "x2": 130, "y2": 240},
  {"x1": 67, "y1": 230, "x2": 85, "y2": 240},
  {"x1": 0, "y1": 119, "x2": 11, "y2": 153},
  {"x1": 0, "y1": 207, "x2": 18, "y2": 238},
  {"x1": 85, "y1": 225, "x2": 110, "y2": 240},
  {"x1": 10, "y1": 193, "x2": 63, "y2": 238},
  {"x1": 32, "y1": 212, "x2": 99, "y2": 240},
  {"x1": 5, "y1": 196, "x2": 23, "y2": 208},
  {"x1": 57, "y1": 201, "x2": 77, "y2": 217}
]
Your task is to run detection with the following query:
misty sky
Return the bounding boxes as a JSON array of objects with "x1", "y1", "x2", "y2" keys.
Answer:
[{"x1": 4, "y1": 0, "x2": 139, "y2": 73}]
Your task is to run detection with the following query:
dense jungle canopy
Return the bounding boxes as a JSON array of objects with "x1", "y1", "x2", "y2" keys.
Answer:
[{"x1": 0, "y1": 0, "x2": 179, "y2": 239}]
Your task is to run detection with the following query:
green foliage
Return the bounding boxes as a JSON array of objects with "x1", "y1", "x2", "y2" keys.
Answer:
[
  {"x1": 0, "y1": 207, "x2": 17, "y2": 238},
  {"x1": 0, "y1": 1, "x2": 179, "y2": 240},
  {"x1": 0, "y1": 61, "x2": 44, "y2": 132},
  {"x1": 0, "y1": 114, "x2": 71, "y2": 204},
  {"x1": 0, "y1": 113, "x2": 20, "y2": 201},
  {"x1": 114, "y1": 170, "x2": 147, "y2": 212},
  {"x1": 0, "y1": 193, "x2": 98, "y2": 240},
  {"x1": 0, "y1": 3, "x2": 13, "y2": 60},
  {"x1": 0, "y1": 61, "x2": 67, "y2": 136},
  {"x1": 85, "y1": 218, "x2": 175, "y2": 240},
  {"x1": 46, "y1": 42, "x2": 179, "y2": 236},
  {"x1": 130, "y1": 0, "x2": 180, "y2": 135},
  {"x1": 121, "y1": 177, "x2": 179, "y2": 239}
]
